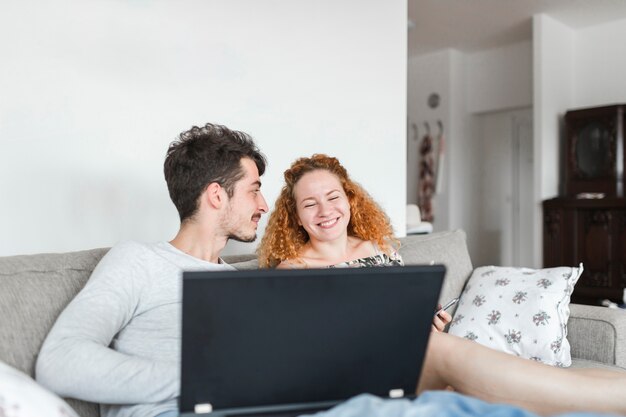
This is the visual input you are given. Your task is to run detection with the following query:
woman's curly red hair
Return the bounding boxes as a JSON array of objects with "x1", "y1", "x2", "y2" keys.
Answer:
[{"x1": 257, "y1": 154, "x2": 397, "y2": 268}]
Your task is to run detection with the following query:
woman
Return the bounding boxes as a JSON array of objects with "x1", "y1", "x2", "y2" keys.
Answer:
[
  {"x1": 257, "y1": 154, "x2": 626, "y2": 416},
  {"x1": 258, "y1": 155, "x2": 400, "y2": 266}
]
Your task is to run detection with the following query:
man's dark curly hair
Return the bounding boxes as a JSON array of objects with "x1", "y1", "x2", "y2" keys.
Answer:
[{"x1": 164, "y1": 123, "x2": 266, "y2": 223}]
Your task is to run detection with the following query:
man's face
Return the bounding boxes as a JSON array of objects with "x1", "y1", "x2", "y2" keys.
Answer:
[{"x1": 221, "y1": 158, "x2": 268, "y2": 242}]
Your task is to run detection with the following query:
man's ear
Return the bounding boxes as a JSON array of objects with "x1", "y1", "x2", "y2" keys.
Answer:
[{"x1": 204, "y1": 182, "x2": 225, "y2": 208}]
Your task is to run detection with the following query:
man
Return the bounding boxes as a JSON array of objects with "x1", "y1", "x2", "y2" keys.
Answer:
[{"x1": 36, "y1": 123, "x2": 269, "y2": 417}]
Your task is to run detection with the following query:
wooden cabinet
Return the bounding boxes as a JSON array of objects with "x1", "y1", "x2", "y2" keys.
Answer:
[
  {"x1": 545, "y1": 105, "x2": 626, "y2": 305},
  {"x1": 543, "y1": 197, "x2": 626, "y2": 305},
  {"x1": 564, "y1": 104, "x2": 625, "y2": 197}
]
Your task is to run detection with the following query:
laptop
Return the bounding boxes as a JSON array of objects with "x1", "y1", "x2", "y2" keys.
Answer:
[{"x1": 180, "y1": 265, "x2": 445, "y2": 417}]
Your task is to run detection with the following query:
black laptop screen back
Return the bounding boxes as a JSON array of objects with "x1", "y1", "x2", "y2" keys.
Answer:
[{"x1": 180, "y1": 265, "x2": 444, "y2": 414}]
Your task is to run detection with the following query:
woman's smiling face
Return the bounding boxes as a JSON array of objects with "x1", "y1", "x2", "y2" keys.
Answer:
[{"x1": 293, "y1": 169, "x2": 351, "y2": 244}]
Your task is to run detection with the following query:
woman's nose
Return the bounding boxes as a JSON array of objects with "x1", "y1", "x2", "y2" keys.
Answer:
[{"x1": 317, "y1": 201, "x2": 330, "y2": 216}]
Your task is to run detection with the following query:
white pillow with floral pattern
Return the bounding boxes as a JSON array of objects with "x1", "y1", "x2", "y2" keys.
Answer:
[
  {"x1": 0, "y1": 360, "x2": 78, "y2": 417},
  {"x1": 448, "y1": 264, "x2": 583, "y2": 367}
]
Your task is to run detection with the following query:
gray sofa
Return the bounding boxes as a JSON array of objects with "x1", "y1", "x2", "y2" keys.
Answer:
[{"x1": 1, "y1": 230, "x2": 625, "y2": 417}]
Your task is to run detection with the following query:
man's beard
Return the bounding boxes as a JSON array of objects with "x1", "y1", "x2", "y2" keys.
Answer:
[
  {"x1": 223, "y1": 213, "x2": 258, "y2": 243},
  {"x1": 227, "y1": 231, "x2": 257, "y2": 243},
  {"x1": 222, "y1": 203, "x2": 260, "y2": 243}
]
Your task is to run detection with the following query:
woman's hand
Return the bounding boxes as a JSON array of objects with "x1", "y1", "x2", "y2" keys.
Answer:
[{"x1": 432, "y1": 308, "x2": 452, "y2": 332}]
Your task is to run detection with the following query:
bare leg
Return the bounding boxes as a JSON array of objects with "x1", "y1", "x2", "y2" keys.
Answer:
[{"x1": 418, "y1": 332, "x2": 626, "y2": 416}]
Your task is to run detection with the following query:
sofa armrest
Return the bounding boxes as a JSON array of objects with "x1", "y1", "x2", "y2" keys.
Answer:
[{"x1": 568, "y1": 303, "x2": 626, "y2": 368}]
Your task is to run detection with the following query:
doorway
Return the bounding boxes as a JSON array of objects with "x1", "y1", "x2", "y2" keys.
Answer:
[{"x1": 480, "y1": 108, "x2": 533, "y2": 266}]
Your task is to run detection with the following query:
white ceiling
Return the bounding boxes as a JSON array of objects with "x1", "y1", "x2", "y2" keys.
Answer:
[{"x1": 408, "y1": 0, "x2": 626, "y2": 56}]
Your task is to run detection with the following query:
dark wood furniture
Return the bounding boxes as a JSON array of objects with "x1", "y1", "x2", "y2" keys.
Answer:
[
  {"x1": 564, "y1": 104, "x2": 625, "y2": 197},
  {"x1": 543, "y1": 197, "x2": 626, "y2": 305},
  {"x1": 544, "y1": 104, "x2": 626, "y2": 305}
]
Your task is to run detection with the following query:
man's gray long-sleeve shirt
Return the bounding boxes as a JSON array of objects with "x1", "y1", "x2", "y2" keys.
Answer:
[{"x1": 36, "y1": 241, "x2": 234, "y2": 417}]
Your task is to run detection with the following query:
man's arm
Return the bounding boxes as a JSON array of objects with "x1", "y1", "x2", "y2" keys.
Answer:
[{"x1": 36, "y1": 242, "x2": 179, "y2": 404}]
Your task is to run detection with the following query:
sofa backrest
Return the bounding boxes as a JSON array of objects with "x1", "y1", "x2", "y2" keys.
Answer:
[
  {"x1": 0, "y1": 248, "x2": 109, "y2": 417},
  {"x1": 398, "y1": 230, "x2": 473, "y2": 311},
  {"x1": 0, "y1": 229, "x2": 472, "y2": 417},
  {"x1": 228, "y1": 230, "x2": 475, "y2": 309}
]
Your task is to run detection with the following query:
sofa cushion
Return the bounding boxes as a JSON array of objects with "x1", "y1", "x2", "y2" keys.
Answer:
[
  {"x1": 222, "y1": 254, "x2": 257, "y2": 265},
  {"x1": 448, "y1": 264, "x2": 583, "y2": 367},
  {"x1": 399, "y1": 230, "x2": 473, "y2": 310},
  {"x1": 231, "y1": 258, "x2": 260, "y2": 270},
  {"x1": 223, "y1": 254, "x2": 259, "y2": 270},
  {"x1": 569, "y1": 358, "x2": 626, "y2": 372}
]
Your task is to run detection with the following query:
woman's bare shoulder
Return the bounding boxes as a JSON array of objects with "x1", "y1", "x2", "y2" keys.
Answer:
[
  {"x1": 348, "y1": 237, "x2": 377, "y2": 257},
  {"x1": 276, "y1": 259, "x2": 306, "y2": 269}
]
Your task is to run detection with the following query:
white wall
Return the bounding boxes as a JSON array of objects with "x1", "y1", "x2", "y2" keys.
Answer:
[
  {"x1": 479, "y1": 111, "x2": 512, "y2": 265},
  {"x1": 479, "y1": 108, "x2": 533, "y2": 267},
  {"x1": 532, "y1": 14, "x2": 575, "y2": 267},
  {"x1": 408, "y1": 42, "x2": 532, "y2": 266},
  {"x1": 533, "y1": 14, "x2": 575, "y2": 202},
  {"x1": 448, "y1": 50, "x2": 484, "y2": 264},
  {"x1": 531, "y1": 14, "x2": 626, "y2": 267},
  {"x1": 408, "y1": 14, "x2": 626, "y2": 269},
  {"x1": 0, "y1": 0, "x2": 407, "y2": 256},
  {"x1": 407, "y1": 50, "x2": 451, "y2": 231},
  {"x1": 573, "y1": 17, "x2": 626, "y2": 107},
  {"x1": 466, "y1": 41, "x2": 532, "y2": 114},
  {"x1": 465, "y1": 42, "x2": 533, "y2": 267}
]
